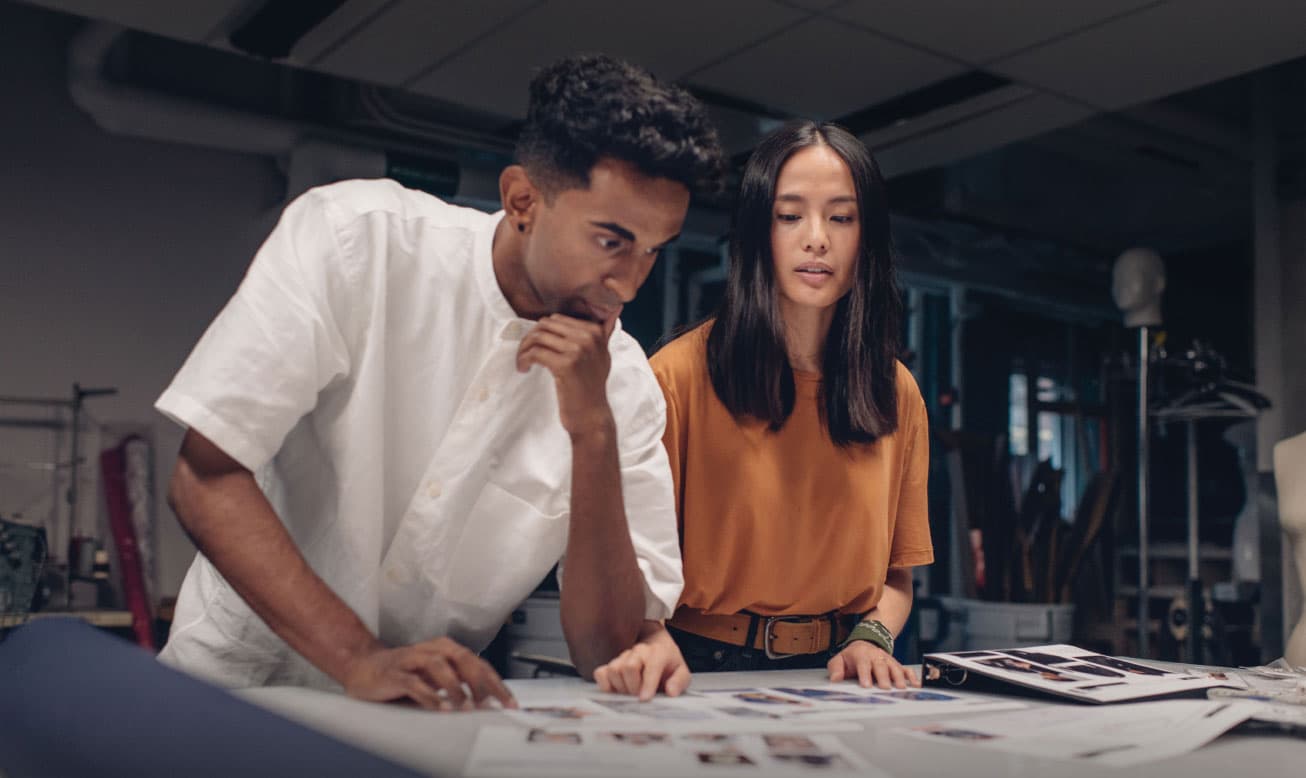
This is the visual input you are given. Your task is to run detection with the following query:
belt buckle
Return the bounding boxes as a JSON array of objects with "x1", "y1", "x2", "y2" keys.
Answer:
[{"x1": 763, "y1": 616, "x2": 811, "y2": 660}]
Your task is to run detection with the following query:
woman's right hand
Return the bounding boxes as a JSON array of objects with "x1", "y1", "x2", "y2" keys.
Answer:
[{"x1": 593, "y1": 620, "x2": 692, "y2": 700}]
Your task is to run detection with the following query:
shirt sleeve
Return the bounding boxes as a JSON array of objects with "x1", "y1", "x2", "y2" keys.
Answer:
[
  {"x1": 609, "y1": 359, "x2": 685, "y2": 621},
  {"x1": 889, "y1": 371, "x2": 935, "y2": 568},
  {"x1": 155, "y1": 189, "x2": 354, "y2": 472},
  {"x1": 651, "y1": 358, "x2": 686, "y2": 537}
]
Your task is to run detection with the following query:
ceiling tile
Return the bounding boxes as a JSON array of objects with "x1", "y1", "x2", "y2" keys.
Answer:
[
  {"x1": 990, "y1": 0, "x2": 1306, "y2": 110},
  {"x1": 779, "y1": 0, "x2": 850, "y2": 9},
  {"x1": 22, "y1": 0, "x2": 242, "y2": 41},
  {"x1": 407, "y1": 0, "x2": 806, "y2": 119},
  {"x1": 689, "y1": 16, "x2": 963, "y2": 119},
  {"x1": 288, "y1": 0, "x2": 392, "y2": 65},
  {"x1": 870, "y1": 91, "x2": 1092, "y2": 177},
  {"x1": 311, "y1": 0, "x2": 535, "y2": 86},
  {"x1": 830, "y1": 0, "x2": 1155, "y2": 63}
]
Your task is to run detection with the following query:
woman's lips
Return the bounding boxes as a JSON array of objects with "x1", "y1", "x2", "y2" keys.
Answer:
[{"x1": 794, "y1": 262, "x2": 834, "y2": 287}]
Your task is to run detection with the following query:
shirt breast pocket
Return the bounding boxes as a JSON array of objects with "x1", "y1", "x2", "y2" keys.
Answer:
[{"x1": 441, "y1": 481, "x2": 568, "y2": 610}]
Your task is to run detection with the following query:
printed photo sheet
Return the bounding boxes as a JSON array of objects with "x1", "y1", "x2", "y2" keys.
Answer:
[
  {"x1": 506, "y1": 684, "x2": 1023, "y2": 731},
  {"x1": 895, "y1": 699, "x2": 1258, "y2": 767},
  {"x1": 926, "y1": 644, "x2": 1238, "y2": 702},
  {"x1": 464, "y1": 727, "x2": 886, "y2": 777}
]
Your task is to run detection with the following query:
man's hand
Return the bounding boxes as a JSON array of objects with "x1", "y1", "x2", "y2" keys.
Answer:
[
  {"x1": 340, "y1": 636, "x2": 517, "y2": 711},
  {"x1": 593, "y1": 621, "x2": 691, "y2": 701},
  {"x1": 517, "y1": 314, "x2": 617, "y2": 436},
  {"x1": 827, "y1": 641, "x2": 919, "y2": 689}
]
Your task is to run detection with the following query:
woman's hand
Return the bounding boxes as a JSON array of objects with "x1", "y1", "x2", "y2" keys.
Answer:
[
  {"x1": 593, "y1": 621, "x2": 692, "y2": 700},
  {"x1": 827, "y1": 640, "x2": 919, "y2": 689}
]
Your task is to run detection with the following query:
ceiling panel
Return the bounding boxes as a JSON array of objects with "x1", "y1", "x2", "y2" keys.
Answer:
[
  {"x1": 408, "y1": 0, "x2": 806, "y2": 119},
  {"x1": 22, "y1": 0, "x2": 242, "y2": 41},
  {"x1": 871, "y1": 92, "x2": 1092, "y2": 178},
  {"x1": 310, "y1": 0, "x2": 535, "y2": 86},
  {"x1": 689, "y1": 16, "x2": 963, "y2": 119},
  {"x1": 287, "y1": 0, "x2": 392, "y2": 65},
  {"x1": 780, "y1": 0, "x2": 850, "y2": 9},
  {"x1": 990, "y1": 0, "x2": 1306, "y2": 110},
  {"x1": 829, "y1": 0, "x2": 1156, "y2": 64}
]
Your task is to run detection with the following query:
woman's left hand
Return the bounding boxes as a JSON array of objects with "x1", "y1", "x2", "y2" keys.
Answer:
[{"x1": 827, "y1": 641, "x2": 919, "y2": 689}]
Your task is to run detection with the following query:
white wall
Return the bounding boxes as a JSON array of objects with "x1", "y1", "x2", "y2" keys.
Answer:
[{"x1": 1, "y1": 3, "x2": 285, "y2": 600}]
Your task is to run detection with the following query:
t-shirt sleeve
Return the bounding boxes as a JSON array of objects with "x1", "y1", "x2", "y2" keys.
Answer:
[
  {"x1": 889, "y1": 372, "x2": 935, "y2": 568},
  {"x1": 154, "y1": 189, "x2": 354, "y2": 472},
  {"x1": 650, "y1": 354, "x2": 687, "y2": 537}
]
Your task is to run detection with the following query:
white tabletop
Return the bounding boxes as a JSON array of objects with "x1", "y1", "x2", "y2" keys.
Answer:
[{"x1": 241, "y1": 668, "x2": 1301, "y2": 777}]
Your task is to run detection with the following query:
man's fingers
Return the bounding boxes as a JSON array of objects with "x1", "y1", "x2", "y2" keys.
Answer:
[
  {"x1": 664, "y1": 662, "x2": 691, "y2": 698},
  {"x1": 516, "y1": 344, "x2": 568, "y2": 375},
  {"x1": 416, "y1": 655, "x2": 467, "y2": 708},
  {"x1": 455, "y1": 663, "x2": 515, "y2": 709},
  {"x1": 492, "y1": 677, "x2": 518, "y2": 709},
  {"x1": 516, "y1": 335, "x2": 576, "y2": 372},
  {"x1": 827, "y1": 654, "x2": 845, "y2": 683},
  {"x1": 519, "y1": 329, "x2": 580, "y2": 358},
  {"x1": 404, "y1": 676, "x2": 447, "y2": 711},
  {"x1": 535, "y1": 314, "x2": 601, "y2": 340},
  {"x1": 446, "y1": 650, "x2": 503, "y2": 707}
]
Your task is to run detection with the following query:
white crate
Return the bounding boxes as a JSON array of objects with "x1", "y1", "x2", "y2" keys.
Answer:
[
  {"x1": 502, "y1": 594, "x2": 570, "y2": 678},
  {"x1": 926, "y1": 596, "x2": 1074, "y2": 652}
]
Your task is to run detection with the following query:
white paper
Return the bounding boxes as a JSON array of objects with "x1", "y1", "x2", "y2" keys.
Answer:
[
  {"x1": 506, "y1": 685, "x2": 1023, "y2": 731},
  {"x1": 689, "y1": 683, "x2": 1025, "y2": 722},
  {"x1": 1244, "y1": 702, "x2": 1306, "y2": 730},
  {"x1": 895, "y1": 699, "x2": 1258, "y2": 767},
  {"x1": 925, "y1": 644, "x2": 1237, "y2": 702},
  {"x1": 464, "y1": 726, "x2": 885, "y2": 777}
]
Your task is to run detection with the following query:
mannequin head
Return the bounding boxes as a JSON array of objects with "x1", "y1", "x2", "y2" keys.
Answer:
[{"x1": 1112, "y1": 247, "x2": 1166, "y2": 328}]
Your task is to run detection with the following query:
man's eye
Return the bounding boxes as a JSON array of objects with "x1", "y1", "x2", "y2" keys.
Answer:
[{"x1": 597, "y1": 237, "x2": 623, "y2": 251}]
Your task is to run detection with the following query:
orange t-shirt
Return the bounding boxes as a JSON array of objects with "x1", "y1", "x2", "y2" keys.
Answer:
[{"x1": 650, "y1": 323, "x2": 934, "y2": 617}]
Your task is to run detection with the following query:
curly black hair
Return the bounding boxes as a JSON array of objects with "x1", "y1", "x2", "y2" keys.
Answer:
[{"x1": 516, "y1": 53, "x2": 725, "y2": 200}]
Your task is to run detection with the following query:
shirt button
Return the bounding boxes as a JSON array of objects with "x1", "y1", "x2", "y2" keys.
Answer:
[
  {"x1": 489, "y1": 454, "x2": 501, "y2": 470},
  {"x1": 426, "y1": 481, "x2": 442, "y2": 498},
  {"x1": 384, "y1": 566, "x2": 403, "y2": 584},
  {"x1": 475, "y1": 386, "x2": 489, "y2": 402},
  {"x1": 505, "y1": 321, "x2": 526, "y2": 339}
]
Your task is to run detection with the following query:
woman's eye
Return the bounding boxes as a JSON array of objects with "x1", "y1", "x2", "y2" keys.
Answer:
[
  {"x1": 776, "y1": 213, "x2": 800, "y2": 222},
  {"x1": 831, "y1": 215, "x2": 856, "y2": 224}
]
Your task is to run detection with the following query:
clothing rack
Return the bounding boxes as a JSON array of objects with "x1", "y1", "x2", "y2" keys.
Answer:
[
  {"x1": 0, "y1": 384, "x2": 117, "y2": 607},
  {"x1": 1148, "y1": 398, "x2": 1263, "y2": 663}
]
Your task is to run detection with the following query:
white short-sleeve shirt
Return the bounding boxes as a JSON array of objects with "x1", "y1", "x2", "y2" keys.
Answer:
[{"x1": 155, "y1": 179, "x2": 683, "y2": 689}]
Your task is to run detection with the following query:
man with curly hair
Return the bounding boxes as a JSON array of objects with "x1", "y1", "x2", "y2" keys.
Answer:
[{"x1": 156, "y1": 53, "x2": 724, "y2": 709}]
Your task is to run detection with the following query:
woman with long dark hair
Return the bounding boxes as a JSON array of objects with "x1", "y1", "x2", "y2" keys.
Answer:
[{"x1": 595, "y1": 121, "x2": 932, "y2": 696}]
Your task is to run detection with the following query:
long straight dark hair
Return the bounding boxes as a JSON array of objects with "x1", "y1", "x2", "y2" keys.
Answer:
[{"x1": 706, "y1": 120, "x2": 902, "y2": 447}]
